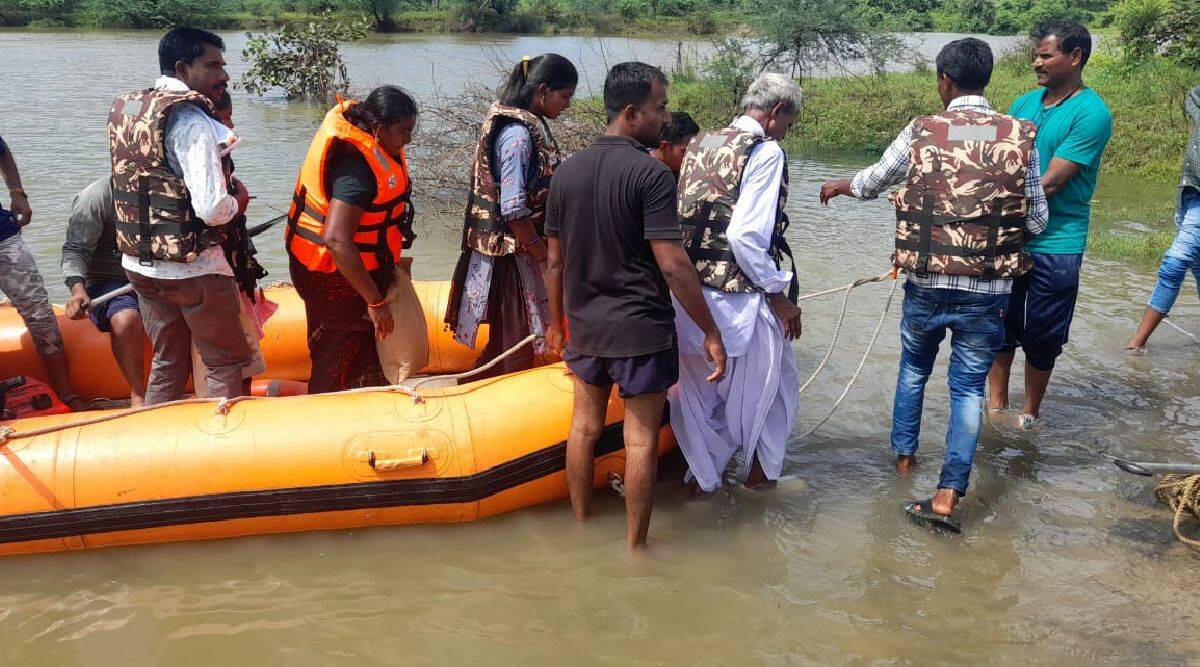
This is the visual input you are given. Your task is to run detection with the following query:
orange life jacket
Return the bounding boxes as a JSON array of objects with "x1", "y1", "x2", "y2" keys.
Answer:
[{"x1": 286, "y1": 100, "x2": 415, "y2": 273}]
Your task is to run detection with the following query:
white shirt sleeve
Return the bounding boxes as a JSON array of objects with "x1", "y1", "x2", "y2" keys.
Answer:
[
  {"x1": 726, "y1": 141, "x2": 792, "y2": 294},
  {"x1": 168, "y1": 105, "x2": 238, "y2": 227}
]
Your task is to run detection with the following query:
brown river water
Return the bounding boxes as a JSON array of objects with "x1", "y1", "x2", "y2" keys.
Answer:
[{"x1": 0, "y1": 30, "x2": 1198, "y2": 665}]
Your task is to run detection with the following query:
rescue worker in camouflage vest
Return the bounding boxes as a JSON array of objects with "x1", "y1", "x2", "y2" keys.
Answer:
[
  {"x1": 445, "y1": 54, "x2": 578, "y2": 378},
  {"x1": 670, "y1": 72, "x2": 804, "y2": 495},
  {"x1": 820, "y1": 38, "x2": 1049, "y2": 532},
  {"x1": 108, "y1": 26, "x2": 252, "y2": 405}
]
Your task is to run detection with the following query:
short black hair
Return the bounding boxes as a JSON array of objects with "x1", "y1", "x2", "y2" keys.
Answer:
[
  {"x1": 1032, "y1": 20, "x2": 1093, "y2": 66},
  {"x1": 935, "y1": 38, "x2": 993, "y2": 91},
  {"x1": 603, "y1": 62, "x2": 667, "y2": 124},
  {"x1": 158, "y1": 26, "x2": 225, "y2": 76},
  {"x1": 661, "y1": 111, "x2": 700, "y2": 145}
]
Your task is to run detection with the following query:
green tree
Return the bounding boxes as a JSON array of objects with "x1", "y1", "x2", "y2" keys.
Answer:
[
  {"x1": 752, "y1": 0, "x2": 900, "y2": 79},
  {"x1": 241, "y1": 13, "x2": 371, "y2": 102},
  {"x1": 1152, "y1": 0, "x2": 1200, "y2": 67}
]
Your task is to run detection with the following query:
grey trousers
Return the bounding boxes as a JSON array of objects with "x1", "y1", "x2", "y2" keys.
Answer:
[{"x1": 126, "y1": 271, "x2": 251, "y2": 405}]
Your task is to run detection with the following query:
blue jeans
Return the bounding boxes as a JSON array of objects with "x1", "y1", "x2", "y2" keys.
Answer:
[
  {"x1": 892, "y1": 283, "x2": 1009, "y2": 495},
  {"x1": 1148, "y1": 190, "x2": 1200, "y2": 314}
]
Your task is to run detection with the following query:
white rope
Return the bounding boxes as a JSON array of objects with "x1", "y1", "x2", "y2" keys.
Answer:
[
  {"x1": 798, "y1": 273, "x2": 900, "y2": 438},
  {"x1": 1164, "y1": 317, "x2": 1200, "y2": 344},
  {"x1": 796, "y1": 281, "x2": 854, "y2": 396}
]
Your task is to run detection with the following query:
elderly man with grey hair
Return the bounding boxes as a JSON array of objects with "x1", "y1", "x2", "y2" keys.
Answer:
[{"x1": 671, "y1": 71, "x2": 804, "y2": 494}]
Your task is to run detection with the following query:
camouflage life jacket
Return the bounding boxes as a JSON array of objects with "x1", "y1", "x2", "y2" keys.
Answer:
[
  {"x1": 463, "y1": 103, "x2": 559, "y2": 257},
  {"x1": 108, "y1": 88, "x2": 224, "y2": 265},
  {"x1": 890, "y1": 109, "x2": 1037, "y2": 279},
  {"x1": 677, "y1": 126, "x2": 798, "y2": 301}
]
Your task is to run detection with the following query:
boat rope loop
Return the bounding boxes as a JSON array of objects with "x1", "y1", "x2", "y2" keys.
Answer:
[
  {"x1": 1155, "y1": 473, "x2": 1200, "y2": 552},
  {"x1": 0, "y1": 271, "x2": 900, "y2": 445},
  {"x1": 795, "y1": 271, "x2": 899, "y2": 438}
]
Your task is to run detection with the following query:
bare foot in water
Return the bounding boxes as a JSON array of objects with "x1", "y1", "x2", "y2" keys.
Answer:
[
  {"x1": 926, "y1": 487, "x2": 958, "y2": 516},
  {"x1": 896, "y1": 454, "x2": 917, "y2": 475},
  {"x1": 743, "y1": 456, "x2": 777, "y2": 490}
]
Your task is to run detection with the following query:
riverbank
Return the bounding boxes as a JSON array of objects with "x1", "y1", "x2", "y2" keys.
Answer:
[
  {"x1": 672, "y1": 47, "x2": 1198, "y2": 263},
  {"x1": 0, "y1": 6, "x2": 732, "y2": 38}
]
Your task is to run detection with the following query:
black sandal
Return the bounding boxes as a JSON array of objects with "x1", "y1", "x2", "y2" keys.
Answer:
[{"x1": 904, "y1": 498, "x2": 962, "y2": 533}]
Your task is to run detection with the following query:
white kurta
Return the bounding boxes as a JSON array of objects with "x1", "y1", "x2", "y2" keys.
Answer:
[{"x1": 670, "y1": 115, "x2": 800, "y2": 492}]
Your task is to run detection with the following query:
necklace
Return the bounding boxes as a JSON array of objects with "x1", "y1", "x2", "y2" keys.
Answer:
[{"x1": 1043, "y1": 82, "x2": 1084, "y2": 110}]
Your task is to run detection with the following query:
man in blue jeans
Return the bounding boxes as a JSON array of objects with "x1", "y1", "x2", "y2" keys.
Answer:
[
  {"x1": 987, "y1": 21, "x2": 1112, "y2": 427},
  {"x1": 821, "y1": 38, "x2": 1048, "y2": 531}
]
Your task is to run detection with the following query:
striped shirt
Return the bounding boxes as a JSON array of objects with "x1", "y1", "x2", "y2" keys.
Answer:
[{"x1": 850, "y1": 96, "x2": 1049, "y2": 295}]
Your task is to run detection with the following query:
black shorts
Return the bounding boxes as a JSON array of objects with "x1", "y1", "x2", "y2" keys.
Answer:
[{"x1": 563, "y1": 345, "x2": 679, "y2": 398}]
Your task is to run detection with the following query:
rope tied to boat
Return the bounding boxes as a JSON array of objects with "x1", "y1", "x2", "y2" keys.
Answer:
[
  {"x1": 1155, "y1": 474, "x2": 1200, "y2": 551},
  {"x1": 0, "y1": 271, "x2": 900, "y2": 443}
]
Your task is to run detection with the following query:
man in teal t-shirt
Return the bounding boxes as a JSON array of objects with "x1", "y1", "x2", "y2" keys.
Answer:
[{"x1": 987, "y1": 20, "x2": 1113, "y2": 428}]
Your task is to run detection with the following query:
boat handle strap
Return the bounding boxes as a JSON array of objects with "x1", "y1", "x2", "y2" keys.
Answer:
[{"x1": 367, "y1": 449, "x2": 429, "y2": 471}]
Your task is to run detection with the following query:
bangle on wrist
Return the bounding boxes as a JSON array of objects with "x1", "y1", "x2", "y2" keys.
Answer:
[
  {"x1": 10, "y1": 187, "x2": 26, "y2": 197},
  {"x1": 367, "y1": 297, "x2": 388, "y2": 309}
]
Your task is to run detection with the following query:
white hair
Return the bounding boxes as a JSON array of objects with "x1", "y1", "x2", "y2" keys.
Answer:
[{"x1": 740, "y1": 72, "x2": 804, "y2": 115}]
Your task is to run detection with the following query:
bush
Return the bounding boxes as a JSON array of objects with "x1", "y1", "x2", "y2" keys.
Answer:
[
  {"x1": 1110, "y1": 0, "x2": 1170, "y2": 60},
  {"x1": 241, "y1": 13, "x2": 371, "y2": 101}
]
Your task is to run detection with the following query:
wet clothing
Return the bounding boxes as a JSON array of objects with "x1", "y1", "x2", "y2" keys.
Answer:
[
  {"x1": 852, "y1": 96, "x2": 1048, "y2": 294},
  {"x1": 892, "y1": 282, "x2": 1009, "y2": 495},
  {"x1": 544, "y1": 134, "x2": 682, "y2": 359},
  {"x1": 1009, "y1": 86, "x2": 1112, "y2": 255},
  {"x1": 85, "y1": 278, "x2": 139, "y2": 333},
  {"x1": 670, "y1": 115, "x2": 798, "y2": 492},
  {"x1": 290, "y1": 256, "x2": 389, "y2": 393},
  {"x1": 127, "y1": 271, "x2": 251, "y2": 403},
  {"x1": 62, "y1": 177, "x2": 125, "y2": 288},
  {"x1": 564, "y1": 345, "x2": 679, "y2": 398},
  {"x1": 0, "y1": 234, "x2": 63, "y2": 356},
  {"x1": 1001, "y1": 252, "x2": 1083, "y2": 371}
]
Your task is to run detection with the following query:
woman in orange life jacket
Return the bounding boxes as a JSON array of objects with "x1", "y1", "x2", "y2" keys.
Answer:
[
  {"x1": 445, "y1": 54, "x2": 577, "y2": 378},
  {"x1": 285, "y1": 85, "x2": 418, "y2": 392}
]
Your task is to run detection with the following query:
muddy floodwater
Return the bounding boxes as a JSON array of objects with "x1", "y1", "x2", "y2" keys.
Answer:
[{"x1": 0, "y1": 30, "x2": 1198, "y2": 665}]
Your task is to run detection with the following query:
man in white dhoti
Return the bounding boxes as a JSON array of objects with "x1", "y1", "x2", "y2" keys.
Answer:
[{"x1": 671, "y1": 73, "x2": 804, "y2": 493}]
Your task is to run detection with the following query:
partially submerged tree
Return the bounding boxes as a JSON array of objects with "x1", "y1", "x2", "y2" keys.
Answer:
[{"x1": 241, "y1": 13, "x2": 371, "y2": 102}]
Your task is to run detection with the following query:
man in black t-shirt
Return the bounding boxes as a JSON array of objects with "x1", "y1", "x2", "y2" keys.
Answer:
[{"x1": 544, "y1": 62, "x2": 727, "y2": 548}]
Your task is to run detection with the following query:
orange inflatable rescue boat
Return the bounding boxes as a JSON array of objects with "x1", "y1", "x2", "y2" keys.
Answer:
[{"x1": 0, "y1": 285, "x2": 673, "y2": 556}]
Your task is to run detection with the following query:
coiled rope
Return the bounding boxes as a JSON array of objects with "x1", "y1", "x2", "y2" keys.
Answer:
[{"x1": 1155, "y1": 474, "x2": 1200, "y2": 551}]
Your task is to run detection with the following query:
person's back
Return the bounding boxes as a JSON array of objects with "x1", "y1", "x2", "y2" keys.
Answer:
[{"x1": 548, "y1": 136, "x2": 680, "y2": 358}]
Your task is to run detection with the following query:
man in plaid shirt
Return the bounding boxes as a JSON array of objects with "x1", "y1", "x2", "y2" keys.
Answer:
[{"x1": 820, "y1": 38, "x2": 1048, "y2": 532}]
